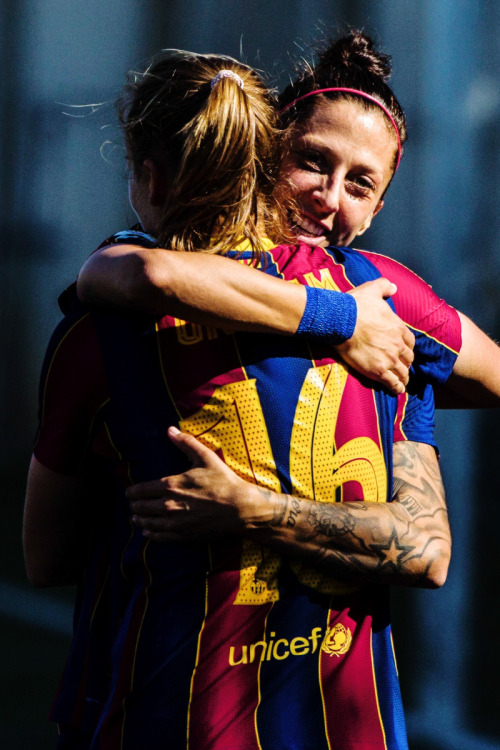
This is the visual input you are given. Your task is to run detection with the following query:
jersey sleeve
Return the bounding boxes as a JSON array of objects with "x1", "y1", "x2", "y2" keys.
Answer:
[
  {"x1": 255, "y1": 243, "x2": 462, "y2": 387},
  {"x1": 97, "y1": 227, "x2": 159, "y2": 250},
  {"x1": 393, "y1": 382, "x2": 437, "y2": 448},
  {"x1": 58, "y1": 228, "x2": 159, "y2": 314},
  {"x1": 354, "y1": 249, "x2": 462, "y2": 385},
  {"x1": 33, "y1": 301, "x2": 109, "y2": 475}
]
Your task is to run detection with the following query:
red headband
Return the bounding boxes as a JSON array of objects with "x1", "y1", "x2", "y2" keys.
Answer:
[{"x1": 279, "y1": 87, "x2": 402, "y2": 171}]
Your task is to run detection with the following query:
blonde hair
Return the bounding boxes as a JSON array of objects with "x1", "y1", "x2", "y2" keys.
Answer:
[{"x1": 118, "y1": 50, "x2": 291, "y2": 259}]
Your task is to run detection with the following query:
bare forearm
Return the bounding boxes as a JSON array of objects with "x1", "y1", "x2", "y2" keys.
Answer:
[
  {"x1": 240, "y1": 443, "x2": 450, "y2": 588},
  {"x1": 441, "y1": 312, "x2": 500, "y2": 408},
  {"x1": 78, "y1": 246, "x2": 414, "y2": 394},
  {"x1": 77, "y1": 246, "x2": 306, "y2": 333},
  {"x1": 130, "y1": 434, "x2": 450, "y2": 588}
]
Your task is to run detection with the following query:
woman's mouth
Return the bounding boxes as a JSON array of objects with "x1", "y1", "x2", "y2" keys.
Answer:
[{"x1": 292, "y1": 215, "x2": 330, "y2": 244}]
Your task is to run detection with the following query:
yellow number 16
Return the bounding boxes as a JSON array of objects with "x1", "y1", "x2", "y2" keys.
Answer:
[{"x1": 180, "y1": 364, "x2": 387, "y2": 603}]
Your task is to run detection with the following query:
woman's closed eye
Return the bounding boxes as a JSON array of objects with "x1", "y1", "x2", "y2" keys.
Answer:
[
  {"x1": 295, "y1": 149, "x2": 327, "y2": 173},
  {"x1": 346, "y1": 174, "x2": 376, "y2": 198}
]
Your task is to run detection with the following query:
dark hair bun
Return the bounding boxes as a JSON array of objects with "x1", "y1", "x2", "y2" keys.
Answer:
[
  {"x1": 317, "y1": 31, "x2": 392, "y2": 82},
  {"x1": 279, "y1": 28, "x2": 407, "y2": 163}
]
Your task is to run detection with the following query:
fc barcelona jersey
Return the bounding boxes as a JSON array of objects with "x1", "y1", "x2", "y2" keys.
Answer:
[{"x1": 34, "y1": 236, "x2": 461, "y2": 750}]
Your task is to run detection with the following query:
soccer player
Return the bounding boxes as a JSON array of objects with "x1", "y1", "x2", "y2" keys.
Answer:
[{"x1": 24, "y1": 39, "x2": 457, "y2": 749}]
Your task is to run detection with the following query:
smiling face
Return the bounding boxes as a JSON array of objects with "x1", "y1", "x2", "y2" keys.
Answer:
[{"x1": 280, "y1": 98, "x2": 398, "y2": 247}]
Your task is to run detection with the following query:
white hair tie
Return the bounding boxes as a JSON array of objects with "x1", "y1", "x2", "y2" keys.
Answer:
[{"x1": 210, "y1": 70, "x2": 244, "y2": 90}]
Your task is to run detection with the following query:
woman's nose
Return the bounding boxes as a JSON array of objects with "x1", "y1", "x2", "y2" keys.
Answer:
[{"x1": 313, "y1": 178, "x2": 340, "y2": 214}]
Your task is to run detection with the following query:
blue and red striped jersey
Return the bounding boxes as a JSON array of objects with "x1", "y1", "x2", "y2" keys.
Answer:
[{"x1": 35, "y1": 237, "x2": 461, "y2": 749}]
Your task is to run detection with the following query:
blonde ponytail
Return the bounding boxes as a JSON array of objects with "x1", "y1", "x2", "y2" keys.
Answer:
[{"x1": 118, "y1": 51, "x2": 291, "y2": 260}]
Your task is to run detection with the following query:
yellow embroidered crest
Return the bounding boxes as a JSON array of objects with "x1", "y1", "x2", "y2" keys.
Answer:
[{"x1": 321, "y1": 623, "x2": 352, "y2": 657}]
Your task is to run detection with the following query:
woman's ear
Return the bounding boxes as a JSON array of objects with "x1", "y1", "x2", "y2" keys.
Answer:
[
  {"x1": 356, "y1": 200, "x2": 384, "y2": 237},
  {"x1": 143, "y1": 159, "x2": 168, "y2": 206}
]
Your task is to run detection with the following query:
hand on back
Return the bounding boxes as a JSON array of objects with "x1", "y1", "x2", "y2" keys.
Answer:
[{"x1": 335, "y1": 277, "x2": 414, "y2": 395}]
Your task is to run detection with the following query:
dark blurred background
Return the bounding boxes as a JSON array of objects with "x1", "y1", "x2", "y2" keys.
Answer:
[{"x1": 1, "y1": 1, "x2": 499, "y2": 748}]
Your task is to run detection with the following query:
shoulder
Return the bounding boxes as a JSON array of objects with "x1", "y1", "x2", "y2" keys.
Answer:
[
  {"x1": 355, "y1": 248, "x2": 461, "y2": 343},
  {"x1": 39, "y1": 306, "x2": 107, "y2": 413},
  {"x1": 34, "y1": 308, "x2": 109, "y2": 474},
  {"x1": 353, "y1": 248, "x2": 435, "y2": 288},
  {"x1": 256, "y1": 243, "x2": 354, "y2": 286}
]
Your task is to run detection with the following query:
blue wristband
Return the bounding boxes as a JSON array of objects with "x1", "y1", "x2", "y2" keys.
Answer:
[{"x1": 295, "y1": 286, "x2": 357, "y2": 344}]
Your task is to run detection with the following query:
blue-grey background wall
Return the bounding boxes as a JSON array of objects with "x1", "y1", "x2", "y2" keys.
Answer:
[{"x1": 1, "y1": 1, "x2": 499, "y2": 747}]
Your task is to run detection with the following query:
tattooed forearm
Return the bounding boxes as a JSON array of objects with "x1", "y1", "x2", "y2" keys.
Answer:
[
  {"x1": 393, "y1": 440, "x2": 443, "y2": 488},
  {"x1": 246, "y1": 441, "x2": 451, "y2": 589},
  {"x1": 287, "y1": 496, "x2": 301, "y2": 527},
  {"x1": 259, "y1": 487, "x2": 288, "y2": 528},
  {"x1": 398, "y1": 494, "x2": 423, "y2": 517},
  {"x1": 392, "y1": 442, "x2": 448, "y2": 522},
  {"x1": 260, "y1": 489, "x2": 303, "y2": 530},
  {"x1": 369, "y1": 529, "x2": 416, "y2": 573},
  {"x1": 307, "y1": 502, "x2": 356, "y2": 537}
]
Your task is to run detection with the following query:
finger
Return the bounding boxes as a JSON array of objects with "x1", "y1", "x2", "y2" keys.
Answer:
[
  {"x1": 389, "y1": 378, "x2": 405, "y2": 395},
  {"x1": 358, "y1": 277, "x2": 397, "y2": 299},
  {"x1": 126, "y1": 480, "x2": 169, "y2": 501},
  {"x1": 380, "y1": 370, "x2": 406, "y2": 395},
  {"x1": 391, "y1": 360, "x2": 410, "y2": 386},
  {"x1": 375, "y1": 277, "x2": 398, "y2": 299},
  {"x1": 132, "y1": 511, "x2": 193, "y2": 537},
  {"x1": 398, "y1": 344, "x2": 414, "y2": 367},
  {"x1": 132, "y1": 514, "x2": 172, "y2": 531},
  {"x1": 141, "y1": 528, "x2": 190, "y2": 543},
  {"x1": 130, "y1": 496, "x2": 192, "y2": 516},
  {"x1": 138, "y1": 520, "x2": 213, "y2": 543},
  {"x1": 129, "y1": 498, "x2": 170, "y2": 516},
  {"x1": 132, "y1": 512, "x2": 192, "y2": 531},
  {"x1": 168, "y1": 426, "x2": 215, "y2": 468},
  {"x1": 402, "y1": 327, "x2": 416, "y2": 351}
]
